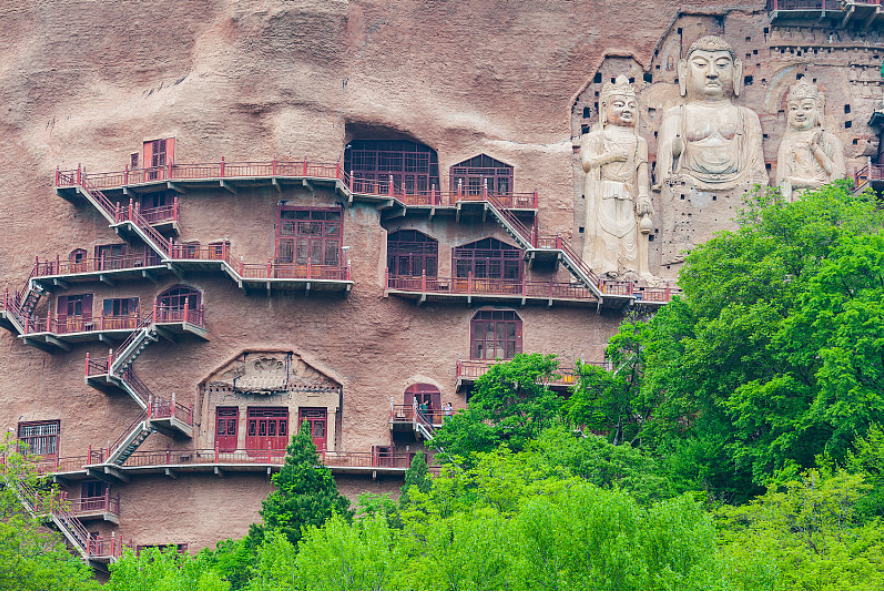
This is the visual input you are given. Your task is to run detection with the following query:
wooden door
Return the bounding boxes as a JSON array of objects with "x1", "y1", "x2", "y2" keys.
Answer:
[
  {"x1": 143, "y1": 138, "x2": 175, "y2": 181},
  {"x1": 215, "y1": 407, "x2": 238, "y2": 452},
  {"x1": 298, "y1": 408, "x2": 327, "y2": 451},
  {"x1": 246, "y1": 408, "x2": 289, "y2": 452}
]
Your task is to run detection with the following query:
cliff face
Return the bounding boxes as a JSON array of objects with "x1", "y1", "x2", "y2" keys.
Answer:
[{"x1": 2, "y1": 0, "x2": 879, "y2": 552}]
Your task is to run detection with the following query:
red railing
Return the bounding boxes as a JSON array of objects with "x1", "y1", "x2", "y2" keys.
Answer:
[
  {"x1": 139, "y1": 200, "x2": 179, "y2": 225},
  {"x1": 118, "y1": 447, "x2": 411, "y2": 470},
  {"x1": 20, "y1": 313, "x2": 144, "y2": 336},
  {"x1": 55, "y1": 161, "x2": 540, "y2": 211},
  {"x1": 149, "y1": 395, "x2": 194, "y2": 426},
  {"x1": 67, "y1": 492, "x2": 121, "y2": 516},
  {"x1": 386, "y1": 272, "x2": 597, "y2": 301},
  {"x1": 87, "y1": 536, "x2": 125, "y2": 559},
  {"x1": 770, "y1": 0, "x2": 866, "y2": 9},
  {"x1": 854, "y1": 163, "x2": 884, "y2": 188},
  {"x1": 34, "y1": 253, "x2": 162, "y2": 277},
  {"x1": 455, "y1": 359, "x2": 606, "y2": 385},
  {"x1": 85, "y1": 352, "x2": 110, "y2": 377},
  {"x1": 391, "y1": 403, "x2": 445, "y2": 426},
  {"x1": 33, "y1": 455, "x2": 91, "y2": 475},
  {"x1": 154, "y1": 303, "x2": 204, "y2": 327}
]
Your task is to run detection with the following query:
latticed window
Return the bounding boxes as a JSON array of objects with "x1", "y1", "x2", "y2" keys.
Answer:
[
  {"x1": 453, "y1": 238, "x2": 523, "y2": 280},
  {"x1": 157, "y1": 285, "x2": 201, "y2": 310},
  {"x1": 470, "y1": 310, "x2": 522, "y2": 360},
  {"x1": 345, "y1": 140, "x2": 440, "y2": 194},
  {"x1": 387, "y1": 230, "x2": 438, "y2": 277},
  {"x1": 450, "y1": 154, "x2": 513, "y2": 195},
  {"x1": 18, "y1": 421, "x2": 59, "y2": 459},
  {"x1": 276, "y1": 208, "x2": 342, "y2": 266}
]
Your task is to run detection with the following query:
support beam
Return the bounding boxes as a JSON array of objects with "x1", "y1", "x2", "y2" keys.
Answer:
[
  {"x1": 271, "y1": 177, "x2": 281, "y2": 193},
  {"x1": 154, "y1": 326, "x2": 176, "y2": 343},
  {"x1": 302, "y1": 178, "x2": 314, "y2": 192},
  {"x1": 98, "y1": 333, "x2": 113, "y2": 346},
  {"x1": 141, "y1": 269, "x2": 160, "y2": 283},
  {"x1": 44, "y1": 335, "x2": 71, "y2": 352},
  {"x1": 98, "y1": 274, "x2": 115, "y2": 287},
  {"x1": 219, "y1": 180, "x2": 237, "y2": 194},
  {"x1": 166, "y1": 263, "x2": 186, "y2": 280},
  {"x1": 214, "y1": 466, "x2": 225, "y2": 478},
  {"x1": 52, "y1": 278, "x2": 70, "y2": 290},
  {"x1": 165, "y1": 468, "x2": 178, "y2": 480},
  {"x1": 166, "y1": 181, "x2": 186, "y2": 194},
  {"x1": 104, "y1": 465, "x2": 130, "y2": 483}
]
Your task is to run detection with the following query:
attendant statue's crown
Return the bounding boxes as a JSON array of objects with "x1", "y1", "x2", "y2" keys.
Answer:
[
  {"x1": 687, "y1": 36, "x2": 735, "y2": 60},
  {"x1": 600, "y1": 75, "x2": 636, "y2": 104},
  {"x1": 787, "y1": 80, "x2": 821, "y2": 103}
]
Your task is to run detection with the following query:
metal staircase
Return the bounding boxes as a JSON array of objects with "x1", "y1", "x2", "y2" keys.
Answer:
[{"x1": 105, "y1": 411, "x2": 152, "y2": 466}]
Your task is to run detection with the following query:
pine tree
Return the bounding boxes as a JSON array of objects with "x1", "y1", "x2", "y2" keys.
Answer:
[
  {"x1": 250, "y1": 421, "x2": 352, "y2": 546},
  {"x1": 399, "y1": 452, "x2": 432, "y2": 509}
]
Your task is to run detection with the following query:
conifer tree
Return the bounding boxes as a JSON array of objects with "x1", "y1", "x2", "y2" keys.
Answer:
[
  {"x1": 250, "y1": 420, "x2": 352, "y2": 546},
  {"x1": 399, "y1": 452, "x2": 433, "y2": 509}
]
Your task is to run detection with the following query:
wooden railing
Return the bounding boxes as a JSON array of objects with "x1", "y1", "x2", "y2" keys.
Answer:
[
  {"x1": 386, "y1": 272, "x2": 597, "y2": 301},
  {"x1": 66, "y1": 492, "x2": 120, "y2": 517},
  {"x1": 455, "y1": 359, "x2": 608, "y2": 386},
  {"x1": 116, "y1": 447, "x2": 412, "y2": 470},
  {"x1": 34, "y1": 253, "x2": 163, "y2": 276},
  {"x1": 55, "y1": 160, "x2": 539, "y2": 210}
]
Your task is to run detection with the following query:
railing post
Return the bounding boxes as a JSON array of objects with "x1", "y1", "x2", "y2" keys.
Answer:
[
  {"x1": 267, "y1": 258, "x2": 272, "y2": 278},
  {"x1": 306, "y1": 260, "x2": 312, "y2": 279},
  {"x1": 457, "y1": 178, "x2": 463, "y2": 199},
  {"x1": 384, "y1": 267, "x2": 389, "y2": 289},
  {"x1": 303, "y1": 157, "x2": 308, "y2": 177},
  {"x1": 173, "y1": 195, "x2": 179, "y2": 221},
  {"x1": 389, "y1": 174, "x2": 394, "y2": 197},
  {"x1": 214, "y1": 445, "x2": 219, "y2": 463},
  {"x1": 171, "y1": 392, "x2": 176, "y2": 419},
  {"x1": 124, "y1": 164, "x2": 129, "y2": 186},
  {"x1": 240, "y1": 257, "x2": 245, "y2": 276},
  {"x1": 153, "y1": 301, "x2": 158, "y2": 323},
  {"x1": 534, "y1": 189, "x2": 539, "y2": 208},
  {"x1": 85, "y1": 352, "x2": 90, "y2": 376},
  {"x1": 549, "y1": 276, "x2": 553, "y2": 297},
  {"x1": 55, "y1": 167, "x2": 60, "y2": 186},
  {"x1": 665, "y1": 282, "x2": 671, "y2": 301},
  {"x1": 272, "y1": 157, "x2": 277, "y2": 176},
  {"x1": 483, "y1": 179, "x2": 488, "y2": 200},
  {"x1": 104, "y1": 488, "x2": 110, "y2": 512},
  {"x1": 148, "y1": 394, "x2": 152, "y2": 419},
  {"x1": 431, "y1": 183, "x2": 437, "y2": 205},
  {"x1": 166, "y1": 446, "x2": 171, "y2": 465},
  {"x1": 56, "y1": 254, "x2": 60, "y2": 274},
  {"x1": 422, "y1": 270, "x2": 427, "y2": 293},
  {"x1": 183, "y1": 297, "x2": 189, "y2": 323},
  {"x1": 266, "y1": 442, "x2": 271, "y2": 463},
  {"x1": 76, "y1": 164, "x2": 81, "y2": 185},
  {"x1": 167, "y1": 158, "x2": 172, "y2": 180},
  {"x1": 128, "y1": 199, "x2": 134, "y2": 222},
  {"x1": 336, "y1": 160, "x2": 341, "y2": 179},
  {"x1": 220, "y1": 156, "x2": 226, "y2": 177}
]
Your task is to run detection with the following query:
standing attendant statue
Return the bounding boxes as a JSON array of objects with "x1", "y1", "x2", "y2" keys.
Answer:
[
  {"x1": 657, "y1": 36, "x2": 766, "y2": 191},
  {"x1": 581, "y1": 75, "x2": 653, "y2": 279},
  {"x1": 776, "y1": 81, "x2": 845, "y2": 201}
]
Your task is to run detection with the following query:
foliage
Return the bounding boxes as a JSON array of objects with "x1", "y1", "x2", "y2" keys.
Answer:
[
  {"x1": 398, "y1": 451, "x2": 432, "y2": 509},
  {"x1": 432, "y1": 353, "x2": 564, "y2": 464},
  {"x1": 605, "y1": 182, "x2": 884, "y2": 497},
  {"x1": 0, "y1": 434, "x2": 97, "y2": 591},
  {"x1": 250, "y1": 420, "x2": 352, "y2": 546},
  {"x1": 105, "y1": 546, "x2": 230, "y2": 591},
  {"x1": 718, "y1": 468, "x2": 884, "y2": 590}
]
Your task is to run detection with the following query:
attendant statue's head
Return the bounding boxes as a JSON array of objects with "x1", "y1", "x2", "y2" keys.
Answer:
[
  {"x1": 600, "y1": 75, "x2": 638, "y2": 129},
  {"x1": 786, "y1": 81, "x2": 824, "y2": 132},
  {"x1": 678, "y1": 36, "x2": 743, "y2": 101}
]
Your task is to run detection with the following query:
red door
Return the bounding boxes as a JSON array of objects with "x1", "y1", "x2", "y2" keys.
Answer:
[
  {"x1": 298, "y1": 408, "x2": 327, "y2": 451},
  {"x1": 215, "y1": 407, "x2": 239, "y2": 452},
  {"x1": 246, "y1": 408, "x2": 289, "y2": 453},
  {"x1": 143, "y1": 138, "x2": 175, "y2": 181}
]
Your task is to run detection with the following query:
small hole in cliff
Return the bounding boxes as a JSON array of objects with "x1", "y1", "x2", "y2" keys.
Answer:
[
  {"x1": 578, "y1": 227, "x2": 585, "y2": 233},
  {"x1": 845, "y1": 121, "x2": 853, "y2": 129},
  {"x1": 644, "y1": 73, "x2": 653, "y2": 83},
  {"x1": 594, "y1": 73, "x2": 602, "y2": 83},
  {"x1": 583, "y1": 106, "x2": 591, "y2": 118},
  {"x1": 844, "y1": 104, "x2": 852, "y2": 114}
]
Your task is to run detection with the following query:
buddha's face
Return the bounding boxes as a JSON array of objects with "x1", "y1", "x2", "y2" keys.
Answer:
[
  {"x1": 686, "y1": 50, "x2": 735, "y2": 101},
  {"x1": 605, "y1": 94, "x2": 637, "y2": 127},
  {"x1": 788, "y1": 98, "x2": 819, "y2": 131}
]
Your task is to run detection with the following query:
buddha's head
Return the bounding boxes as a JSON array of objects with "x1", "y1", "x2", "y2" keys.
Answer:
[
  {"x1": 600, "y1": 75, "x2": 638, "y2": 128},
  {"x1": 787, "y1": 81, "x2": 824, "y2": 132},
  {"x1": 678, "y1": 36, "x2": 743, "y2": 101}
]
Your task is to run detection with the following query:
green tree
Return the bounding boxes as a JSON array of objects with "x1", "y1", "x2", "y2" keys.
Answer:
[
  {"x1": 398, "y1": 451, "x2": 432, "y2": 509},
  {"x1": 249, "y1": 420, "x2": 352, "y2": 546},
  {"x1": 432, "y1": 353, "x2": 564, "y2": 464},
  {"x1": 0, "y1": 434, "x2": 97, "y2": 590},
  {"x1": 608, "y1": 182, "x2": 884, "y2": 496},
  {"x1": 105, "y1": 546, "x2": 230, "y2": 591}
]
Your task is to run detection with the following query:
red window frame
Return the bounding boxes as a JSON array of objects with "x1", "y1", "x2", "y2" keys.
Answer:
[
  {"x1": 157, "y1": 285, "x2": 202, "y2": 310},
  {"x1": 18, "y1": 420, "x2": 60, "y2": 460},
  {"x1": 344, "y1": 139, "x2": 440, "y2": 194},
  {"x1": 387, "y1": 230, "x2": 438, "y2": 277},
  {"x1": 453, "y1": 238, "x2": 523, "y2": 280},
  {"x1": 275, "y1": 207, "x2": 343, "y2": 266},
  {"x1": 298, "y1": 408, "x2": 328, "y2": 452},
  {"x1": 103, "y1": 297, "x2": 138, "y2": 318},
  {"x1": 470, "y1": 309, "x2": 522, "y2": 360},
  {"x1": 450, "y1": 154, "x2": 514, "y2": 196}
]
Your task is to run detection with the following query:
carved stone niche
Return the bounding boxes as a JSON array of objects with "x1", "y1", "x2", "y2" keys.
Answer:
[{"x1": 206, "y1": 351, "x2": 340, "y2": 395}]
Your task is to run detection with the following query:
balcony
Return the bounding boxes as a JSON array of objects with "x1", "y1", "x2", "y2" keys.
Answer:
[
  {"x1": 32, "y1": 253, "x2": 168, "y2": 289},
  {"x1": 167, "y1": 243, "x2": 353, "y2": 295},
  {"x1": 768, "y1": 0, "x2": 884, "y2": 27},
  {"x1": 455, "y1": 358, "x2": 610, "y2": 391},
  {"x1": 386, "y1": 273, "x2": 598, "y2": 307},
  {"x1": 854, "y1": 162, "x2": 884, "y2": 194},
  {"x1": 65, "y1": 492, "x2": 121, "y2": 524},
  {"x1": 54, "y1": 161, "x2": 539, "y2": 219}
]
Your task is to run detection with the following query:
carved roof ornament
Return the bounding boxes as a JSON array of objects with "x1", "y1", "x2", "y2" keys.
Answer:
[{"x1": 206, "y1": 351, "x2": 340, "y2": 395}]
